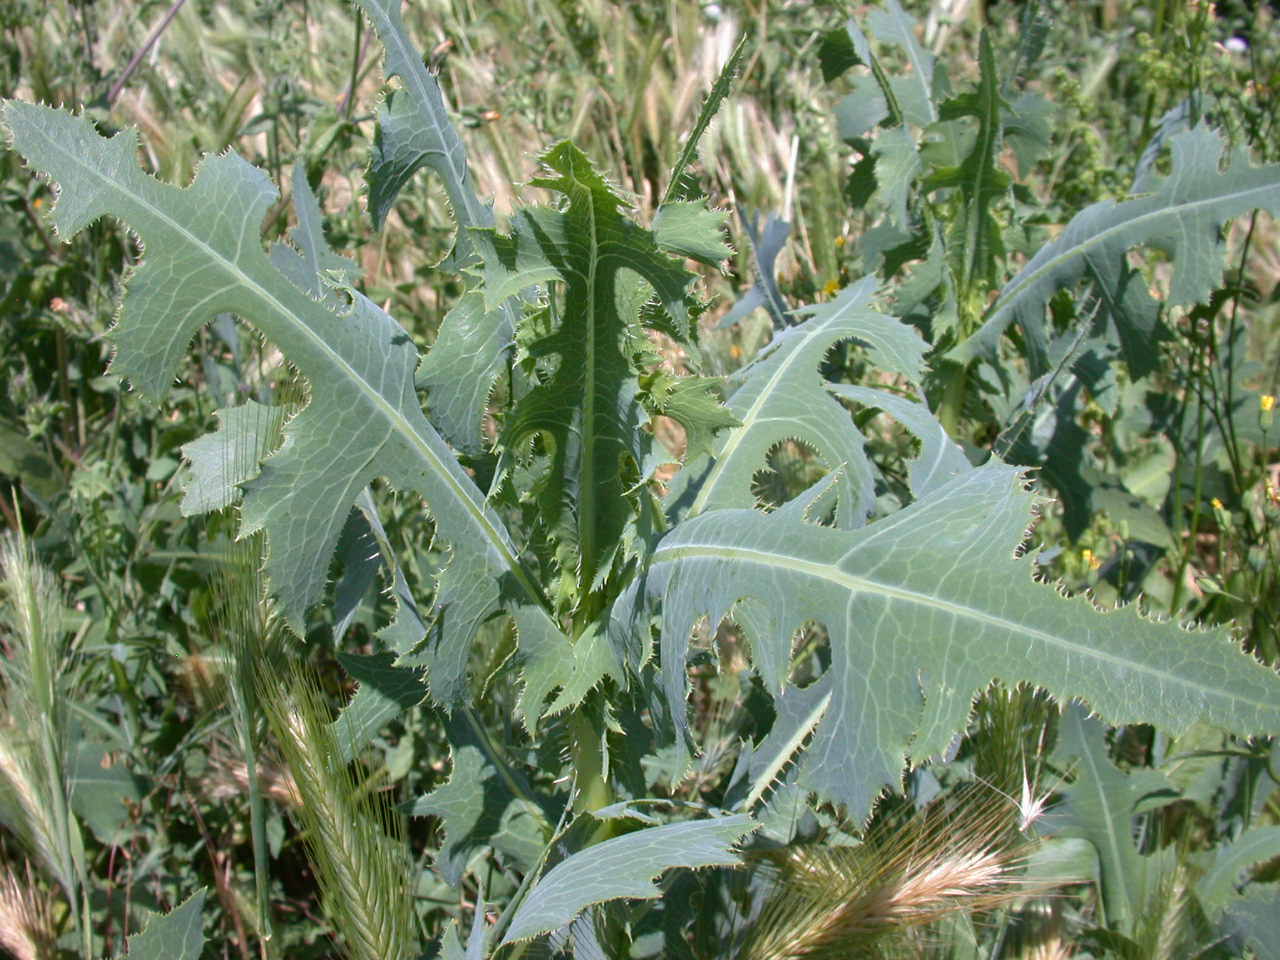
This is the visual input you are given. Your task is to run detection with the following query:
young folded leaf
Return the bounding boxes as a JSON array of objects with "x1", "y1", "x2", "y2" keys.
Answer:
[{"x1": 474, "y1": 141, "x2": 733, "y2": 599}]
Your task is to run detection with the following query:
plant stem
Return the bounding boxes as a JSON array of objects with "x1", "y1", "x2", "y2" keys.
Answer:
[
  {"x1": 107, "y1": 0, "x2": 189, "y2": 106},
  {"x1": 231, "y1": 678, "x2": 276, "y2": 954},
  {"x1": 937, "y1": 361, "x2": 969, "y2": 442},
  {"x1": 568, "y1": 708, "x2": 611, "y2": 816}
]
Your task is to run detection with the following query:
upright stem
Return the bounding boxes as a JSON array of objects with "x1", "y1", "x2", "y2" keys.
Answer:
[
  {"x1": 567, "y1": 709, "x2": 611, "y2": 816},
  {"x1": 106, "y1": 0, "x2": 189, "y2": 106},
  {"x1": 231, "y1": 672, "x2": 275, "y2": 955},
  {"x1": 938, "y1": 361, "x2": 969, "y2": 443},
  {"x1": 567, "y1": 706, "x2": 618, "y2": 857}
]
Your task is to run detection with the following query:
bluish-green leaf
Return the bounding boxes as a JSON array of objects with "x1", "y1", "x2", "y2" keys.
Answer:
[
  {"x1": 872, "y1": 124, "x2": 919, "y2": 230},
  {"x1": 70, "y1": 741, "x2": 145, "y2": 845},
  {"x1": 866, "y1": 0, "x2": 939, "y2": 127},
  {"x1": 826, "y1": 383, "x2": 970, "y2": 498},
  {"x1": 356, "y1": 0, "x2": 492, "y2": 244},
  {"x1": 406, "y1": 713, "x2": 553, "y2": 886},
  {"x1": 669, "y1": 276, "x2": 928, "y2": 529},
  {"x1": 1200, "y1": 825, "x2": 1280, "y2": 911},
  {"x1": 1222, "y1": 889, "x2": 1280, "y2": 960},
  {"x1": 1046, "y1": 705, "x2": 1180, "y2": 929},
  {"x1": 179, "y1": 401, "x2": 275, "y2": 516},
  {"x1": 356, "y1": 0, "x2": 521, "y2": 454},
  {"x1": 620, "y1": 460, "x2": 1280, "y2": 822},
  {"x1": 333, "y1": 652, "x2": 427, "y2": 763},
  {"x1": 954, "y1": 126, "x2": 1280, "y2": 370},
  {"x1": 1, "y1": 101, "x2": 564, "y2": 706},
  {"x1": 719, "y1": 209, "x2": 790, "y2": 329},
  {"x1": 271, "y1": 160, "x2": 360, "y2": 299},
  {"x1": 499, "y1": 815, "x2": 757, "y2": 946}
]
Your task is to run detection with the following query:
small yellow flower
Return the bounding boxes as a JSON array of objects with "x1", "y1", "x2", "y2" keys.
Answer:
[
  {"x1": 1261, "y1": 394, "x2": 1275, "y2": 412},
  {"x1": 32, "y1": 197, "x2": 43, "y2": 209},
  {"x1": 1081, "y1": 549, "x2": 1101, "y2": 571},
  {"x1": 1211, "y1": 497, "x2": 1224, "y2": 510},
  {"x1": 729, "y1": 344, "x2": 742, "y2": 360},
  {"x1": 834, "y1": 236, "x2": 846, "y2": 248},
  {"x1": 822, "y1": 278, "x2": 840, "y2": 297}
]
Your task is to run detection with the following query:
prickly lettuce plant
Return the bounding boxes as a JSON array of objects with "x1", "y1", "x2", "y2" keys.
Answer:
[{"x1": 4, "y1": 0, "x2": 1280, "y2": 956}]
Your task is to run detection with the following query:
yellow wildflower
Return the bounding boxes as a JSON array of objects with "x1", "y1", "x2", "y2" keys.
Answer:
[
  {"x1": 1261, "y1": 394, "x2": 1275, "y2": 412},
  {"x1": 822, "y1": 278, "x2": 840, "y2": 297},
  {"x1": 1081, "y1": 549, "x2": 1101, "y2": 571},
  {"x1": 1211, "y1": 497, "x2": 1224, "y2": 510}
]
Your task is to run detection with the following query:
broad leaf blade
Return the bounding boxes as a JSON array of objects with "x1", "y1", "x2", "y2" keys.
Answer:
[
  {"x1": 1200, "y1": 825, "x2": 1280, "y2": 911},
  {"x1": 2, "y1": 101, "x2": 562, "y2": 705},
  {"x1": 357, "y1": 0, "x2": 521, "y2": 454},
  {"x1": 719, "y1": 208, "x2": 790, "y2": 329},
  {"x1": 356, "y1": 0, "x2": 491, "y2": 244},
  {"x1": 332, "y1": 652, "x2": 427, "y2": 763},
  {"x1": 417, "y1": 290, "x2": 516, "y2": 453},
  {"x1": 621, "y1": 461, "x2": 1280, "y2": 822},
  {"x1": 272, "y1": 160, "x2": 360, "y2": 297},
  {"x1": 826, "y1": 383, "x2": 970, "y2": 499},
  {"x1": 498, "y1": 815, "x2": 757, "y2": 946},
  {"x1": 1222, "y1": 889, "x2": 1280, "y2": 959},
  {"x1": 406, "y1": 712, "x2": 554, "y2": 886},
  {"x1": 179, "y1": 400, "x2": 275, "y2": 516},
  {"x1": 670, "y1": 276, "x2": 928, "y2": 528},
  {"x1": 478, "y1": 142, "x2": 717, "y2": 592},
  {"x1": 866, "y1": 0, "x2": 939, "y2": 127},
  {"x1": 931, "y1": 31, "x2": 1009, "y2": 303},
  {"x1": 1046, "y1": 705, "x2": 1180, "y2": 929},
  {"x1": 954, "y1": 127, "x2": 1280, "y2": 371},
  {"x1": 871, "y1": 124, "x2": 920, "y2": 231}
]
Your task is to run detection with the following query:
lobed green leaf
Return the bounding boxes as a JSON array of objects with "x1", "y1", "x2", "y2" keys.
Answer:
[
  {"x1": 621, "y1": 459, "x2": 1280, "y2": 822},
  {"x1": 498, "y1": 815, "x2": 757, "y2": 946},
  {"x1": 1, "y1": 100, "x2": 563, "y2": 707}
]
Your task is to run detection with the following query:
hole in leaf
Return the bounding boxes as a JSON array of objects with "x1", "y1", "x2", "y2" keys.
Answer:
[
  {"x1": 787, "y1": 620, "x2": 830, "y2": 690},
  {"x1": 750, "y1": 438, "x2": 829, "y2": 512}
]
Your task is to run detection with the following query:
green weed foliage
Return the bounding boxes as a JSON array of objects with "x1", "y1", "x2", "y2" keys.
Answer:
[{"x1": 1, "y1": 0, "x2": 1279, "y2": 956}]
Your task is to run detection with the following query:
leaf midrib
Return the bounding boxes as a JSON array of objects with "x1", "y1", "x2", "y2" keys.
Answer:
[
  {"x1": 688, "y1": 318, "x2": 831, "y2": 518},
  {"x1": 579, "y1": 170, "x2": 602, "y2": 593},
  {"x1": 1072, "y1": 718, "x2": 1133, "y2": 927},
  {"x1": 986, "y1": 175, "x2": 1278, "y2": 329},
  {"x1": 654, "y1": 539, "x2": 1273, "y2": 714},
  {"x1": 31, "y1": 119, "x2": 543, "y2": 613}
]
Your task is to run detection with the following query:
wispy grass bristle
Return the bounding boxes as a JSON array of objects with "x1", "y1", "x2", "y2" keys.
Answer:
[
  {"x1": 200, "y1": 738, "x2": 301, "y2": 810},
  {"x1": 738, "y1": 786, "x2": 1053, "y2": 960},
  {"x1": 260, "y1": 665, "x2": 418, "y2": 960},
  {"x1": 0, "y1": 529, "x2": 88, "y2": 950},
  {"x1": 0, "y1": 856, "x2": 55, "y2": 960}
]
